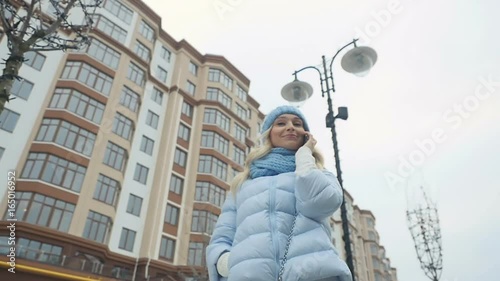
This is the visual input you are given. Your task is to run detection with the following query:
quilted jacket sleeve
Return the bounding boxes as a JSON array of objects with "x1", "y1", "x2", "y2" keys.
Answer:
[
  {"x1": 295, "y1": 164, "x2": 343, "y2": 221},
  {"x1": 206, "y1": 193, "x2": 237, "y2": 281}
]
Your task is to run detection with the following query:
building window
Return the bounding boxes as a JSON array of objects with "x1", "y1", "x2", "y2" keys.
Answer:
[
  {"x1": 237, "y1": 85, "x2": 247, "y2": 102},
  {"x1": 366, "y1": 217, "x2": 375, "y2": 228},
  {"x1": 234, "y1": 123, "x2": 247, "y2": 143},
  {"x1": 127, "y1": 63, "x2": 145, "y2": 86},
  {"x1": 187, "y1": 242, "x2": 206, "y2": 266},
  {"x1": 186, "y1": 81, "x2": 196, "y2": 95},
  {"x1": 0, "y1": 108, "x2": 20, "y2": 133},
  {"x1": 126, "y1": 194, "x2": 142, "y2": 216},
  {"x1": 133, "y1": 40, "x2": 150, "y2": 62},
  {"x1": 21, "y1": 153, "x2": 86, "y2": 192},
  {"x1": 10, "y1": 78, "x2": 34, "y2": 100},
  {"x1": 159, "y1": 237, "x2": 175, "y2": 261},
  {"x1": 173, "y1": 148, "x2": 187, "y2": 167},
  {"x1": 133, "y1": 163, "x2": 149, "y2": 184},
  {"x1": 118, "y1": 228, "x2": 136, "y2": 252},
  {"x1": 188, "y1": 61, "x2": 198, "y2": 76},
  {"x1": 181, "y1": 101, "x2": 193, "y2": 118},
  {"x1": 93, "y1": 174, "x2": 120, "y2": 206},
  {"x1": 61, "y1": 61, "x2": 113, "y2": 96},
  {"x1": 23, "y1": 51, "x2": 46, "y2": 71},
  {"x1": 206, "y1": 87, "x2": 231, "y2": 109},
  {"x1": 208, "y1": 68, "x2": 233, "y2": 90},
  {"x1": 203, "y1": 108, "x2": 230, "y2": 132},
  {"x1": 368, "y1": 230, "x2": 377, "y2": 241},
  {"x1": 197, "y1": 155, "x2": 227, "y2": 181},
  {"x1": 103, "y1": 0, "x2": 133, "y2": 24},
  {"x1": 191, "y1": 210, "x2": 218, "y2": 234},
  {"x1": 169, "y1": 174, "x2": 183, "y2": 195},
  {"x1": 91, "y1": 14, "x2": 127, "y2": 44},
  {"x1": 195, "y1": 181, "x2": 226, "y2": 207},
  {"x1": 119, "y1": 87, "x2": 140, "y2": 113},
  {"x1": 201, "y1": 130, "x2": 229, "y2": 155},
  {"x1": 112, "y1": 113, "x2": 134, "y2": 140},
  {"x1": 157, "y1": 66, "x2": 168, "y2": 83},
  {"x1": 160, "y1": 46, "x2": 171, "y2": 62},
  {"x1": 76, "y1": 37, "x2": 121, "y2": 69},
  {"x1": 5, "y1": 192, "x2": 75, "y2": 232},
  {"x1": 151, "y1": 87, "x2": 163, "y2": 105},
  {"x1": 139, "y1": 20, "x2": 154, "y2": 42},
  {"x1": 82, "y1": 210, "x2": 112, "y2": 243},
  {"x1": 146, "y1": 110, "x2": 159, "y2": 129},
  {"x1": 14, "y1": 237, "x2": 63, "y2": 264},
  {"x1": 140, "y1": 135, "x2": 154, "y2": 155},
  {"x1": 235, "y1": 103, "x2": 247, "y2": 120},
  {"x1": 35, "y1": 119, "x2": 96, "y2": 157},
  {"x1": 177, "y1": 123, "x2": 190, "y2": 142},
  {"x1": 49, "y1": 88, "x2": 105, "y2": 124},
  {"x1": 372, "y1": 257, "x2": 381, "y2": 272},
  {"x1": 164, "y1": 204, "x2": 179, "y2": 225},
  {"x1": 103, "y1": 142, "x2": 128, "y2": 172},
  {"x1": 233, "y1": 145, "x2": 245, "y2": 166},
  {"x1": 231, "y1": 167, "x2": 238, "y2": 180}
]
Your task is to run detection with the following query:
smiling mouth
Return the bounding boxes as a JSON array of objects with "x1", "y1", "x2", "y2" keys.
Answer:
[{"x1": 283, "y1": 135, "x2": 297, "y2": 139}]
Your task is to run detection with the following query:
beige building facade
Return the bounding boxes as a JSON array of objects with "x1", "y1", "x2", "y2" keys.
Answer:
[
  {"x1": 330, "y1": 193, "x2": 398, "y2": 281},
  {"x1": 0, "y1": 0, "x2": 263, "y2": 280}
]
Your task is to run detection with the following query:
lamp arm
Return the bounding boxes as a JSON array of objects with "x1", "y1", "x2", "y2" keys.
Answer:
[
  {"x1": 292, "y1": 66, "x2": 326, "y2": 97},
  {"x1": 328, "y1": 38, "x2": 359, "y2": 92},
  {"x1": 328, "y1": 38, "x2": 359, "y2": 70},
  {"x1": 293, "y1": 65, "x2": 323, "y2": 79}
]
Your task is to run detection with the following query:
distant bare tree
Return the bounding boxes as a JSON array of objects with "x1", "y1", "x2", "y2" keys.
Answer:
[
  {"x1": 406, "y1": 182, "x2": 443, "y2": 281},
  {"x1": 0, "y1": 0, "x2": 103, "y2": 115}
]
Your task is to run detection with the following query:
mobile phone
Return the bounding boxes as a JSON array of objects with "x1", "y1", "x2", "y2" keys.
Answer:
[{"x1": 303, "y1": 133, "x2": 309, "y2": 144}]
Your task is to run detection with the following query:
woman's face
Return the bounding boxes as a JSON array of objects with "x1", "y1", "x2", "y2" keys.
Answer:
[{"x1": 269, "y1": 114, "x2": 307, "y2": 150}]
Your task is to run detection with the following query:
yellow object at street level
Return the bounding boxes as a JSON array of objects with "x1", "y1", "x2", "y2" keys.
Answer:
[{"x1": 1, "y1": 261, "x2": 101, "y2": 280}]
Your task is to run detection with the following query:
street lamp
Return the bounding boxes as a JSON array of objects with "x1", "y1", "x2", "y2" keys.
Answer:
[{"x1": 281, "y1": 38, "x2": 377, "y2": 281}]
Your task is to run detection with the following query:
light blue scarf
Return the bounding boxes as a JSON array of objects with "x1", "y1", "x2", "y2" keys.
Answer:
[{"x1": 249, "y1": 148, "x2": 296, "y2": 179}]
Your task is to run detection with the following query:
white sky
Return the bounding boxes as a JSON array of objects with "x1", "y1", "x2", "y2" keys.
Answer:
[{"x1": 144, "y1": 0, "x2": 500, "y2": 280}]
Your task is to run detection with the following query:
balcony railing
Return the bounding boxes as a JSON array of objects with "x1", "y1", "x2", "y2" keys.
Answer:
[{"x1": 0, "y1": 245, "x2": 133, "y2": 280}]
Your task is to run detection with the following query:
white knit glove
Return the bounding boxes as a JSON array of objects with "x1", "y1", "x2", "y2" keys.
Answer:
[
  {"x1": 216, "y1": 252, "x2": 230, "y2": 277},
  {"x1": 295, "y1": 146, "x2": 316, "y2": 176}
]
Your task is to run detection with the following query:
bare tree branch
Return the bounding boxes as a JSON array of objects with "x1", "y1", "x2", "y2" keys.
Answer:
[
  {"x1": 0, "y1": 0, "x2": 103, "y2": 115},
  {"x1": 19, "y1": 0, "x2": 36, "y2": 36},
  {"x1": 0, "y1": 1, "x2": 15, "y2": 48}
]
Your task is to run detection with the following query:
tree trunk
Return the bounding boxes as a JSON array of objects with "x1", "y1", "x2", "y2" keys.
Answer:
[{"x1": 0, "y1": 50, "x2": 24, "y2": 116}]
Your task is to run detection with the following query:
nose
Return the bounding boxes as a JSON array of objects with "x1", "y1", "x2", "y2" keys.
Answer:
[{"x1": 285, "y1": 121, "x2": 295, "y2": 131}]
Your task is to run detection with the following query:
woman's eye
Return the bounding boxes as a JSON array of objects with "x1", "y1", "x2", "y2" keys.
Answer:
[{"x1": 294, "y1": 123, "x2": 302, "y2": 126}]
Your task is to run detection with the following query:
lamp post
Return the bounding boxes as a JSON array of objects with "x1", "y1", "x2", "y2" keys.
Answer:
[{"x1": 281, "y1": 38, "x2": 377, "y2": 281}]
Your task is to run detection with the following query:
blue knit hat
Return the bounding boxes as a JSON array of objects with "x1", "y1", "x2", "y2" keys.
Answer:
[{"x1": 261, "y1": 105, "x2": 310, "y2": 133}]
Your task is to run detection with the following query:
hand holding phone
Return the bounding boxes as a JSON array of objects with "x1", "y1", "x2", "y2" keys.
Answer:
[{"x1": 303, "y1": 132, "x2": 316, "y2": 149}]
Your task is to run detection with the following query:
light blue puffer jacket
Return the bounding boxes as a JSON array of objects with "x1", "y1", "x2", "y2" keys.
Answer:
[{"x1": 206, "y1": 169, "x2": 352, "y2": 281}]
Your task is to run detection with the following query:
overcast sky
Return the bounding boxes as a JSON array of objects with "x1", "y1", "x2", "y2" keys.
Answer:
[{"x1": 144, "y1": 0, "x2": 500, "y2": 280}]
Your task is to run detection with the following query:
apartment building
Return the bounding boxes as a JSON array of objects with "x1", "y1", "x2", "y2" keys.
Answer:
[
  {"x1": 330, "y1": 192, "x2": 399, "y2": 281},
  {"x1": 0, "y1": 1, "x2": 264, "y2": 280}
]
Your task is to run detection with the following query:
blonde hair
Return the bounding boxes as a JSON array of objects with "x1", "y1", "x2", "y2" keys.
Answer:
[{"x1": 230, "y1": 128, "x2": 325, "y2": 195}]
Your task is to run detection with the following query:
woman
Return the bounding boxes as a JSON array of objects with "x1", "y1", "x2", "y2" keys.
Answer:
[{"x1": 206, "y1": 105, "x2": 352, "y2": 281}]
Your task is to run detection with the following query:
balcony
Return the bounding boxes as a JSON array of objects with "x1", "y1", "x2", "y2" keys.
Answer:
[{"x1": 0, "y1": 245, "x2": 133, "y2": 280}]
